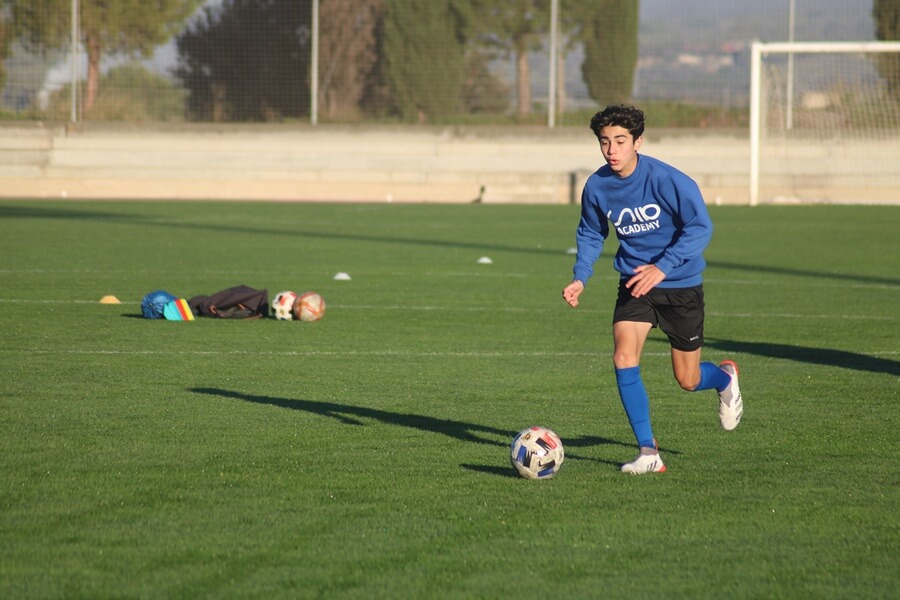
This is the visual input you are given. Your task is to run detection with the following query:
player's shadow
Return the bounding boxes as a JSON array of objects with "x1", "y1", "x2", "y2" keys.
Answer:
[
  {"x1": 707, "y1": 260, "x2": 900, "y2": 288},
  {"x1": 191, "y1": 387, "x2": 635, "y2": 473},
  {"x1": 706, "y1": 338, "x2": 900, "y2": 377},
  {"x1": 193, "y1": 386, "x2": 512, "y2": 446}
]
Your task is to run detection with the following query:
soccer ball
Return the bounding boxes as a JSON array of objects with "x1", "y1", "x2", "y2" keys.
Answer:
[
  {"x1": 294, "y1": 291, "x2": 326, "y2": 322},
  {"x1": 510, "y1": 427, "x2": 564, "y2": 480},
  {"x1": 272, "y1": 291, "x2": 299, "y2": 321}
]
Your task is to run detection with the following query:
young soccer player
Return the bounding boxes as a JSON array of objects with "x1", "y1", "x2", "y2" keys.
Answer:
[{"x1": 562, "y1": 104, "x2": 743, "y2": 474}]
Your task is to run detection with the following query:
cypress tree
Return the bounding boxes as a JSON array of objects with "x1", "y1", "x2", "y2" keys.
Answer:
[
  {"x1": 382, "y1": 0, "x2": 467, "y2": 122},
  {"x1": 580, "y1": 0, "x2": 639, "y2": 107},
  {"x1": 873, "y1": 0, "x2": 899, "y2": 99}
]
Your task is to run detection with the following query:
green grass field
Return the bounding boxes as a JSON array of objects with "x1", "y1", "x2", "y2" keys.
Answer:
[{"x1": 1, "y1": 200, "x2": 897, "y2": 598}]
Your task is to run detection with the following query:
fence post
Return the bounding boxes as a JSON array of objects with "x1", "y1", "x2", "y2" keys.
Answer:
[
  {"x1": 310, "y1": 0, "x2": 318, "y2": 126},
  {"x1": 548, "y1": 0, "x2": 558, "y2": 128},
  {"x1": 749, "y1": 40, "x2": 761, "y2": 207},
  {"x1": 70, "y1": 0, "x2": 79, "y2": 123}
]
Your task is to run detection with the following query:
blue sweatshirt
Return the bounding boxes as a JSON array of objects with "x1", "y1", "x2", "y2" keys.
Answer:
[{"x1": 573, "y1": 154, "x2": 712, "y2": 289}]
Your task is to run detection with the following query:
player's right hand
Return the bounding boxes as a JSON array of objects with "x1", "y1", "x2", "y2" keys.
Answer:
[{"x1": 562, "y1": 280, "x2": 585, "y2": 308}]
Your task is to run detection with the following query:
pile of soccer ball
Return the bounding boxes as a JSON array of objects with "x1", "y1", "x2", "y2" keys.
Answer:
[
  {"x1": 510, "y1": 426, "x2": 564, "y2": 479},
  {"x1": 271, "y1": 290, "x2": 326, "y2": 322}
]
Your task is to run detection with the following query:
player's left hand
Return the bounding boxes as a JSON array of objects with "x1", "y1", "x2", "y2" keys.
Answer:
[{"x1": 625, "y1": 264, "x2": 666, "y2": 298}]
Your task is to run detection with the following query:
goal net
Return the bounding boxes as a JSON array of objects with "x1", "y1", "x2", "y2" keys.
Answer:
[{"x1": 750, "y1": 41, "x2": 900, "y2": 205}]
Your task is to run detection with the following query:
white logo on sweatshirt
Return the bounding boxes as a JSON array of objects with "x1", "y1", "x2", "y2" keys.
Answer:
[{"x1": 608, "y1": 204, "x2": 661, "y2": 235}]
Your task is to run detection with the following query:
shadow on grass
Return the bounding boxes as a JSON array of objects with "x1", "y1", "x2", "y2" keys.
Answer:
[
  {"x1": 706, "y1": 338, "x2": 900, "y2": 377},
  {"x1": 460, "y1": 464, "x2": 521, "y2": 479},
  {"x1": 0, "y1": 204, "x2": 128, "y2": 221},
  {"x1": 4, "y1": 203, "x2": 898, "y2": 287},
  {"x1": 0, "y1": 203, "x2": 567, "y2": 258},
  {"x1": 191, "y1": 387, "x2": 637, "y2": 474},
  {"x1": 193, "y1": 386, "x2": 513, "y2": 446},
  {"x1": 707, "y1": 261, "x2": 900, "y2": 288}
]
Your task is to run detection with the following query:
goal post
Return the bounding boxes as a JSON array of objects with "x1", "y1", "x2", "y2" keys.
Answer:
[{"x1": 749, "y1": 41, "x2": 900, "y2": 206}]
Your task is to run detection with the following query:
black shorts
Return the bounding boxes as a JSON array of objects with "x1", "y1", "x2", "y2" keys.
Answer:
[{"x1": 613, "y1": 281, "x2": 705, "y2": 351}]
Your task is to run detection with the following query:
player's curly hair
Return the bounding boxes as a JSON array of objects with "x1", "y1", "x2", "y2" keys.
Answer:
[{"x1": 589, "y1": 105, "x2": 645, "y2": 140}]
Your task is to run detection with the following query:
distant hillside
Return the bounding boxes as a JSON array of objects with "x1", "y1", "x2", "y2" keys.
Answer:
[
  {"x1": 640, "y1": 0, "x2": 876, "y2": 52},
  {"x1": 628, "y1": 0, "x2": 880, "y2": 105}
]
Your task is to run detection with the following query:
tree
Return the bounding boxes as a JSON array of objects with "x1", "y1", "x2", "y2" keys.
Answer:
[
  {"x1": 873, "y1": 0, "x2": 900, "y2": 99},
  {"x1": 551, "y1": 1, "x2": 597, "y2": 121},
  {"x1": 472, "y1": 0, "x2": 549, "y2": 119},
  {"x1": 0, "y1": 14, "x2": 10, "y2": 93},
  {"x1": 0, "y1": 20, "x2": 10, "y2": 90},
  {"x1": 580, "y1": 0, "x2": 639, "y2": 108},
  {"x1": 9, "y1": 0, "x2": 201, "y2": 115},
  {"x1": 319, "y1": 0, "x2": 382, "y2": 120},
  {"x1": 380, "y1": 0, "x2": 468, "y2": 122},
  {"x1": 43, "y1": 63, "x2": 185, "y2": 121},
  {"x1": 176, "y1": 0, "x2": 312, "y2": 122},
  {"x1": 461, "y1": 51, "x2": 510, "y2": 114}
]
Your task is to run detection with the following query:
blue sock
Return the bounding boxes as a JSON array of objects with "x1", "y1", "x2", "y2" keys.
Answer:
[
  {"x1": 616, "y1": 366, "x2": 655, "y2": 449},
  {"x1": 696, "y1": 361, "x2": 731, "y2": 392}
]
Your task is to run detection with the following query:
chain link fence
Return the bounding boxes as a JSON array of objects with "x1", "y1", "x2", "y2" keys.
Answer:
[{"x1": 0, "y1": 0, "x2": 886, "y2": 127}]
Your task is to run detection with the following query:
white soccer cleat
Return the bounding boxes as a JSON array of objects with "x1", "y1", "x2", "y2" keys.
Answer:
[
  {"x1": 621, "y1": 443, "x2": 667, "y2": 475},
  {"x1": 718, "y1": 360, "x2": 743, "y2": 431}
]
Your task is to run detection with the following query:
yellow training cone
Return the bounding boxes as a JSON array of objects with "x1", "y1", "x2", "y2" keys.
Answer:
[{"x1": 99, "y1": 295, "x2": 122, "y2": 304}]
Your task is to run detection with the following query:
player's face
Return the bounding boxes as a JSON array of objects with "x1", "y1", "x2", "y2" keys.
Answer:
[{"x1": 598, "y1": 125, "x2": 642, "y2": 178}]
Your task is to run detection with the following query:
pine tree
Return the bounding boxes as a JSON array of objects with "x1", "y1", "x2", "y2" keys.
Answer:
[
  {"x1": 319, "y1": 0, "x2": 382, "y2": 120},
  {"x1": 471, "y1": 0, "x2": 549, "y2": 119},
  {"x1": 176, "y1": 0, "x2": 312, "y2": 122},
  {"x1": 9, "y1": 0, "x2": 201, "y2": 114},
  {"x1": 0, "y1": 22, "x2": 8, "y2": 94}
]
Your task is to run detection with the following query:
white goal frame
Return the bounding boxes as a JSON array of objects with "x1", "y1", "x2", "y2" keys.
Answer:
[{"x1": 749, "y1": 40, "x2": 900, "y2": 206}]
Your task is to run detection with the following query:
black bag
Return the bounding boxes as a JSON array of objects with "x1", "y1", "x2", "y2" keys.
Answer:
[{"x1": 188, "y1": 285, "x2": 269, "y2": 319}]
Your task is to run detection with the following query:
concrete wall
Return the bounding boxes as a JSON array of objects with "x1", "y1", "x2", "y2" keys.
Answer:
[{"x1": 0, "y1": 122, "x2": 895, "y2": 205}]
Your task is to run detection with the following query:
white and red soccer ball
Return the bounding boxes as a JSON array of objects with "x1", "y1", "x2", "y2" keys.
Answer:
[
  {"x1": 510, "y1": 426, "x2": 565, "y2": 479},
  {"x1": 272, "y1": 291, "x2": 299, "y2": 321},
  {"x1": 294, "y1": 291, "x2": 326, "y2": 322},
  {"x1": 272, "y1": 290, "x2": 326, "y2": 322}
]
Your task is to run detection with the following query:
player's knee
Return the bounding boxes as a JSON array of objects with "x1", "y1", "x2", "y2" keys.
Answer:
[
  {"x1": 613, "y1": 353, "x2": 638, "y2": 370},
  {"x1": 675, "y1": 373, "x2": 700, "y2": 391}
]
